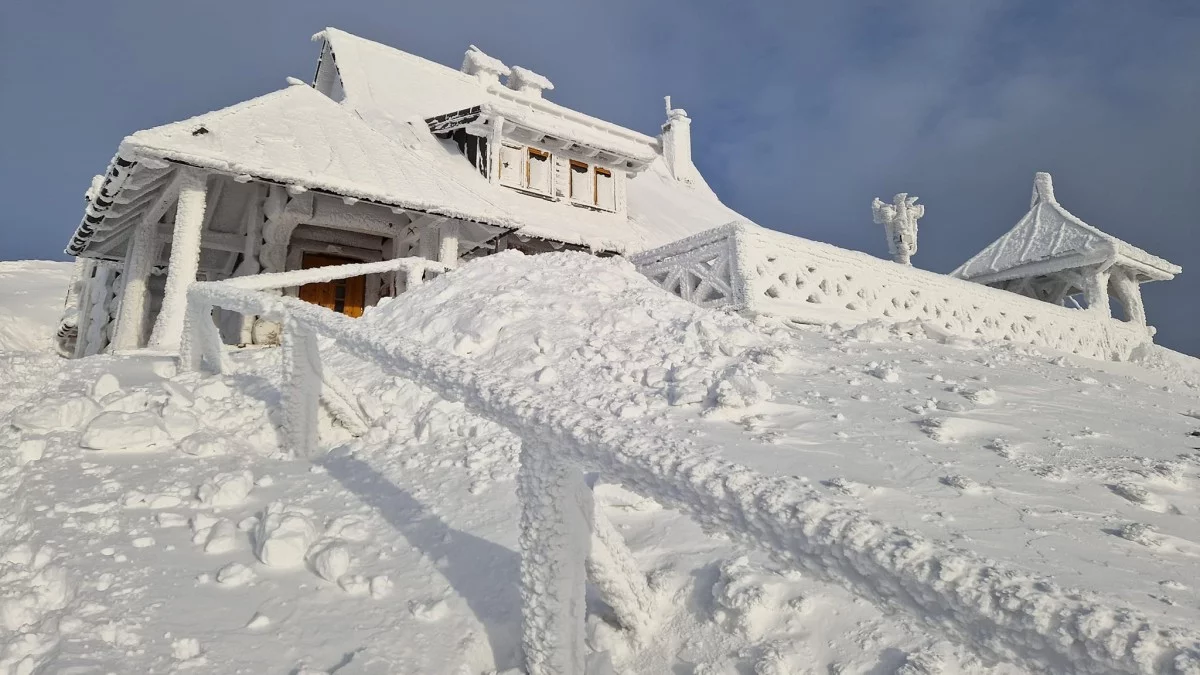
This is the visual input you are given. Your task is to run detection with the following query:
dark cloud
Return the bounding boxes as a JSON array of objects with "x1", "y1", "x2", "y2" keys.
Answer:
[{"x1": 1, "y1": 1, "x2": 1196, "y2": 353}]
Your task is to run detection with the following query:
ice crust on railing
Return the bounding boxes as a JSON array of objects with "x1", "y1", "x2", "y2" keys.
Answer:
[
  {"x1": 221, "y1": 257, "x2": 448, "y2": 292},
  {"x1": 182, "y1": 252, "x2": 1200, "y2": 674}
]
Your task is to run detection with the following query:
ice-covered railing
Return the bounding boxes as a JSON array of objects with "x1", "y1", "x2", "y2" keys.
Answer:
[
  {"x1": 632, "y1": 223, "x2": 1155, "y2": 361},
  {"x1": 183, "y1": 257, "x2": 450, "y2": 442},
  {"x1": 180, "y1": 259, "x2": 1199, "y2": 675},
  {"x1": 216, "y1": 257, "x2": 447, "y2": 293}
]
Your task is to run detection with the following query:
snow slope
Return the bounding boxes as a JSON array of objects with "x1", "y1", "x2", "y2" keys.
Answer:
[
  {"x1": 0, "y1": 261, "x2": 72, "y2": 353},
  {"x1": 2, "y1": 252, "x2": 1198, "y2": 674}
]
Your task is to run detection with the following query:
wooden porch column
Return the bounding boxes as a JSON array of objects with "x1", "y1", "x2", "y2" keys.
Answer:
[
  {"x1": 488, "y1": 115, "x2": 506, "y2": 184},
  {"x1": 439, "y1": 221, "x2": 460, "y2": 269},
  {"x1": 110, "y1": 220, "x2": 157, "y2": 350},
  {"x1": 149, "y1": 169, "x2": 209, "y2": 350},
  {"x1": 417, "y1": 228, "x2": 439, "y2": 261},
  {"x1": 72, "y1": 260, "x2": 99, "y2": 358}
]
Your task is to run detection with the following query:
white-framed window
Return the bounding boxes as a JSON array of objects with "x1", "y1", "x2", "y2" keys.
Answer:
[
  {"x1": 526, "y1": 147, "x2": 552, "y2": 195},
  {"x1": 569, "y1": 160, "x2": 589, "y2": 201},
  {"x1": 567, "y1": 160, "x2": 617, "y2": 212},
  {"x1": 498, "y1": 143, "x2": 554, "y2": 196},
  {"x1": 594, "y1": 167, "x2": 615, "y2": 211},
  {"x1": 499, "y1": 143, "x2": 524, "y2": 188}
]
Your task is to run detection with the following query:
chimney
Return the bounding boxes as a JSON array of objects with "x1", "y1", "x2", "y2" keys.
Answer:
[
  {"x1": 661, "y1": 96, "x2": 696, "y2": 184},
  {"x1": 505, "y1": 66, "x2": 554, "y2": 98},
  {"x1": 1031, "y1": 171, "x2": 1056, "y2": 206},
  {"x1": 461, "y1": 45, "x2": 510, "y2": 87}
]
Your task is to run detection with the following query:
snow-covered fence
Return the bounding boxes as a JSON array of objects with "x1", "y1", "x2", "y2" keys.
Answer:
[
  {"x1": 180, "y1": 259, "x2": 1200, "y2": 675},
  {"x1": 182, "y1": 257, "x2": 449, "y2": 454},
  {"x1": 181, "y1": 262, "x2": 657, "y2": 673},
  {"x1": 632, "y1": 223, "x2": 1154, "y2": 361}
]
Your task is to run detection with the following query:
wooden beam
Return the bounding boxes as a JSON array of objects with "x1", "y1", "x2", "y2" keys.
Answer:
[
  {"x1": 121, "y1": 167, "x2": 175, "y2": 193},
  {"x1": 292, "y1": 224, "x2": 387, "y2": 250},
  {"x1": 407, "y1": 214, "x2": 446, "y2": 231},
  {"x1": 288, "y1": 240, "x2": 384, "y2": 263}
]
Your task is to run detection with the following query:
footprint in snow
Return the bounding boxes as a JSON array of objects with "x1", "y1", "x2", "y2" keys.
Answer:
[{"x1": 1106, "y1": 482, "x2": 1172, "y2": 513}]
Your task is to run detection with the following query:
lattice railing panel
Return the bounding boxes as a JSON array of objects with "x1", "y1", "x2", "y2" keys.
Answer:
[{"x1": 633, "y1": 223, "x2": 1152, "y2": 362}]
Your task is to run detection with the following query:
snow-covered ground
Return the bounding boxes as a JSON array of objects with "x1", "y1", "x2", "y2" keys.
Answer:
[
  {"x1": 0, "y1": 261, "x2": 72, "y2": 354},
  {"x1": 2, "y1": 254, "x2": 1198, "y2": 674}
]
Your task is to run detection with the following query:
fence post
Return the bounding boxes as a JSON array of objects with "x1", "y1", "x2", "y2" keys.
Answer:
[
  {"x1": 280, "y1": 314, "x2": 322, "y2": 458},
  {"x1": 179, "y1": 295, "x2": 224, "y2": 374},
  {"x1": 404, "y1": 264, "x2": 423, "y2": 292},
  {"x1": 517, "y1": 441, "x2": 589, "y2": 675},
  {"x1": 576, "y1": 480, "x2": 655, "y2": 637}
]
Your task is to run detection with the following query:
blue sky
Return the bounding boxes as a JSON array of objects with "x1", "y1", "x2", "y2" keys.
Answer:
[{"x1": 2, "y1": 2, "x2": 1198, "y2": 354}]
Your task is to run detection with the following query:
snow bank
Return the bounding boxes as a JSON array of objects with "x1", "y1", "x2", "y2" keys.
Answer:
[{"x1": 361, "y1": 250, "x2": 785, "y2": 419}]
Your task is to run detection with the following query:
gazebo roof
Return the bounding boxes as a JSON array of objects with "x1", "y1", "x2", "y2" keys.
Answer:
[{"x1": 952, "y1": 173, "x2": 1180, "y2": 285}]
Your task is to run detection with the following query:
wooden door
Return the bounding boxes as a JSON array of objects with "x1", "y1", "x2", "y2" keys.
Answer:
[{"x1": 297, "y1": 253, "x2": 366, "y2": 318}]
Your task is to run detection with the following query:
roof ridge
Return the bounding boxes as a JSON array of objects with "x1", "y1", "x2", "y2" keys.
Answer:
[{"x1": 123, "y1": 86, "x2": 316, "y2": 149}]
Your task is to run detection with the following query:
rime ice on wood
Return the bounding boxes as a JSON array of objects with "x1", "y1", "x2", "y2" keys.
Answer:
[{"x1": 871, "y1": 193, "x2": 923, "y2": 266}]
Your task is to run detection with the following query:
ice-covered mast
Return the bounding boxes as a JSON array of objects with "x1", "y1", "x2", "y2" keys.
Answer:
[{"x1": 871, "y1": 193, "x2": 923, "y2": 266}]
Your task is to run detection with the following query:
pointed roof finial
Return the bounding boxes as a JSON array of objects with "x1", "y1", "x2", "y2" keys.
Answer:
[{"x1": 1032, "y1": 172, "x2": 1055, "y2": 206}]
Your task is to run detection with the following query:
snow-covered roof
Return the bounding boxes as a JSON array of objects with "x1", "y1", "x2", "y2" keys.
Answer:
[
  {"x1": 67, "y1": 28, "x2": 749, "y2": 258},
  {"x1": 315, "y1": 28, "x2": 657, "y2": 151},
  {"x1": 952, "y1": 173, "x2": 1180, "y2": 284},
  {"x1": 121, "y1": 85, "x2": 507, "y2": 222}
]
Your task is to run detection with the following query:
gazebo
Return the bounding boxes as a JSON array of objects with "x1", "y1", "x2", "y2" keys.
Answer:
[{"x1": 952, "y1": 172, "x2": 1180, "y2": 327}]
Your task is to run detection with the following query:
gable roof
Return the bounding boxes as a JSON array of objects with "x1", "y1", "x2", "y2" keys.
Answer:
[
  {"x1": 951, "y1": 173, "x2": 1180, "y2": 284},
  {"x1": 316, "y1": 28, "x2": 485, "y2": 133},
  {"x1": 316, "y1": 28, "x2": 659, "y2": 155}
]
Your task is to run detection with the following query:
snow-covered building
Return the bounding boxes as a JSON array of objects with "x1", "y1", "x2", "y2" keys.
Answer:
[
  {"x1": 952, "y1": 172, "x2": 1180, "y2": 326},
  {"x1": 60, "y1": 28, "x2": 747, "y2": 357}
]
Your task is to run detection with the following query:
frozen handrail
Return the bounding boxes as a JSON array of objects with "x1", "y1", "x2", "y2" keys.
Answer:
[{"x1": 220, "y1": 257, "x2": 449, "y2": 292}]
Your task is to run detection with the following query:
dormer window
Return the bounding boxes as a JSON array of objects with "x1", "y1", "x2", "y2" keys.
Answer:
[
  {"x1": 526, "y1": 148, "x2": 552, "y2": 195},
  {"x1": 498, "y1": 142, "x2": 554, "y2": 197},
  {"x1": 569, "y1": 161, "x2": 588, "y2": 200},
  {"x1": 499, "y1": 143, "x2": 523, "y2": 188},
  {"x1": 568, "y1": 160, "x2": 617, "y2": 212},
  {"x1": 594, "y1": 167, "x2": 615, "y2": 211}
]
